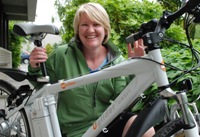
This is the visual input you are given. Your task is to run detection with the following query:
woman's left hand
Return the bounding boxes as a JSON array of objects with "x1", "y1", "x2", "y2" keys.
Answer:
[{"x1": 127, "y1": 39, "x2": 145, "y2": 58}]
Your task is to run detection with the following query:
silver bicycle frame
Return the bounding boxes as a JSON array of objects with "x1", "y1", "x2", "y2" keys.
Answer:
[{"x1": 1, "y1": 48, "x2": 199, "y2": 137}]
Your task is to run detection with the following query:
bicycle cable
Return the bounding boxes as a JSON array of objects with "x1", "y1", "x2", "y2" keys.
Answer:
[
  {"x1": 130, "y1": 40, "x2": 200, "y2": 89},
  {"x1": 23, "y1": 85, "x2": 38, "y2": 106}
]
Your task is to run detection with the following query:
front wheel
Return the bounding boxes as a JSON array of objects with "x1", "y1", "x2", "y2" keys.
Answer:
[{"x1": 0, "y1": 79, "x2": 31, "y2": 137}]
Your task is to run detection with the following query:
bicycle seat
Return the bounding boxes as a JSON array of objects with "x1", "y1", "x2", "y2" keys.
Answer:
[{"x1": 13, "y1": 23, "x2": 59, "y2": 37}]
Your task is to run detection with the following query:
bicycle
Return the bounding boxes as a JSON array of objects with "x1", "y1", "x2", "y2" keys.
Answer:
[{"x1": 0, "y1": 0, "x2": 199, "y2": 136}]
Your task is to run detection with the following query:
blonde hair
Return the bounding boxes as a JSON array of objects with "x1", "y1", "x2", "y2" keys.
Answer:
[{"x1": 73, "y1": 2, "x2": 111, "y2": 43}]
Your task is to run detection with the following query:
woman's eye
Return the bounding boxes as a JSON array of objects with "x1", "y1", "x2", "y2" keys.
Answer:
[
  {"x1": 80, "y1": 24, "x2": 88, "y2": 26},
  {"x1": 94, "y1": 24, "x2": 100, "y2": 26}
]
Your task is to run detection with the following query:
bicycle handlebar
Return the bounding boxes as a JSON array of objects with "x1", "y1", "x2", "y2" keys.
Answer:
[
  {"x1": 126, "y1": 0, "x2": 200, "y2": 44},
  {"x1": 125, "y1": 19, "x2": 158, "y2": 44}
]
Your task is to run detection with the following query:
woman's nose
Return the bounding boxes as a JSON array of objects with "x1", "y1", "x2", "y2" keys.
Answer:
[{"x1": 87, "y1": 25, "x2": 95, "y2": 32}]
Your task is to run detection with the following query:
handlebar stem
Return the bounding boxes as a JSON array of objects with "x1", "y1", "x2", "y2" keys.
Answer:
[{"x1": 142, "y1": 32, "x2": 164, "y2": 50}]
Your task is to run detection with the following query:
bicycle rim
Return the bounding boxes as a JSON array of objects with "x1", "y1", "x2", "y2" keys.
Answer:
[
  {"x1": 10, "y1": 109, "x2": 31, "y2": 137},
  {"x1": 0, "y1": 80, "x2": 31, "y2": 137}
]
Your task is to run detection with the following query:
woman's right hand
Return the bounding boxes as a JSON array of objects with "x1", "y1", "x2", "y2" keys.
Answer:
[{"x1": 29, "y1": 47, "x2": 48, "y2": 68}]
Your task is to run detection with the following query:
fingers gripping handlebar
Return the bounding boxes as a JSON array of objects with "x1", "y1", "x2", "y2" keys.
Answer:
[{"x1": 126, "y1": 0, "x2": 200, "y2": 44}]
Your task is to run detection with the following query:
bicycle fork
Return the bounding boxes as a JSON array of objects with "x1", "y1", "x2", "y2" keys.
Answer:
[
  {"x1": 30, "y1": 95, "x2": 62, "y2": 137},
  {"x1": 175, "y1": 91, "x2": 200, "y2": 137}
]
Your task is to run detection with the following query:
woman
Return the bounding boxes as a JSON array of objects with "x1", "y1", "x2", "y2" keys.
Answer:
[{"x1": 28, "y1": 2, "x2": 154, "y2": 137}]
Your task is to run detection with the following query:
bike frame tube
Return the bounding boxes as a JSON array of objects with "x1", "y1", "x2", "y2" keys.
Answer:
[
  {"x1": 29, "y1": 49, "x2": 171, "y2": 102},
  {"x1": 44, "y1": 95, "x2": 62, "y2": 137}
]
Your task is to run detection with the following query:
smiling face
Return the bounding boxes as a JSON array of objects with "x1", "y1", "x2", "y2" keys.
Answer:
[
  {"x1": 73, "y1": 3, "x2": 111, "y2": 44},
  {"x1": 78, "y1": 13, "x2": 107, "y2": 50}
]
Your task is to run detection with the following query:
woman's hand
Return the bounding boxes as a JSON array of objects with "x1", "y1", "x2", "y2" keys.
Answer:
[
  {"x1": 29, "y1": 47, "x2": 48, "y2": 68},
  {"x1": 127, "y1": 39, "x2": 145, "y2": 58}
]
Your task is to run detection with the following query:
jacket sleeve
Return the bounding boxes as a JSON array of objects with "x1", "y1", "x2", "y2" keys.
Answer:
[{"x1": 28, "y1": 65, "x2": 43, "y2": 87}]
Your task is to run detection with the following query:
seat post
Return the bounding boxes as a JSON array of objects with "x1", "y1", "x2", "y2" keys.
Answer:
[{"x1": 34, "y1": 40, "x2": 49, "y2": 83}]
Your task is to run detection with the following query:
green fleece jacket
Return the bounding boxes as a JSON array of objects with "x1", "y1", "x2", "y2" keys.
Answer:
[{"x1": 28, "y1": 39, "x2": 129, "y2": 137}]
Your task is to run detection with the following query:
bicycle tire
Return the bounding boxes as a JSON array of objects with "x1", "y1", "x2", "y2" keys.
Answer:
[
  {"x1": 0, "y1": 79, "x2": 31, "y2": 137},
  {"x1": 153, "y1": 118, "x2": 185, "y2": 137}
]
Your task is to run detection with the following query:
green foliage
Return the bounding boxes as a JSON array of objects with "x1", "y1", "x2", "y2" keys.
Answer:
[
  {"x1": 45, "y1": 43, "x2": 54, "y2": 56},
  {"x1": 161, "y1": 38, "x2": 200, "y2": 106},
  {"x1": 55, "y1": 0, "x2": 81, "y2": 42},
  {"x1": 189, "y1": 24, "x2": 200, "y2": 39},
  {"x1": 157, "y1": 0, "x2": 185, "y2": 25},
  {"x1": 166, "y1": 24, "x2": 186, "y2": 42},
  {"x1": 8, "y1": 22, "x2": 23, "y2": 68},
  {"x1": 157, "y1": 0, "x2": 182, "y2": 12}
]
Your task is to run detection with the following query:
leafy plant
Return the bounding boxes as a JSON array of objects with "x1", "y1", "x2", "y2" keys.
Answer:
[
  {"x1": 45, "y1": 43, "x2": 54, "y2": 56},
  {"x1": 9, "y1": 22, "x2": 24, "y2": 68}
]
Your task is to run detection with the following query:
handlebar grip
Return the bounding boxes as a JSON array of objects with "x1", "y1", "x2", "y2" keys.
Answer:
[
  {"x1": 125, "y1": 32, "x2": 142, "y2": 44},
  {"x1": 167, "y1": 0, "x2": 200, "y2": 24},
  {"x1": 186, "y1": 0, "x2": 200, "y2": 9},
  {"x1": 125, "y1": 33, "x2": 135, "y2": 44},
  {"x1": 125, "y1": 19, "x2": 158, "y2": 44}
]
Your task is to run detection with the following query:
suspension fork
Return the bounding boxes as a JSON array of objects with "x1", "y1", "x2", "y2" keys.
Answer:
[
  {"x1": 175, "y1": 91, "x2": 199, "y2": 136},
  {"x1": 175, "y1": 91, "x2": 194, "y2": 126},
  {"x1": 188, "y1": 102, "x2": 200, "y2": 127}
]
